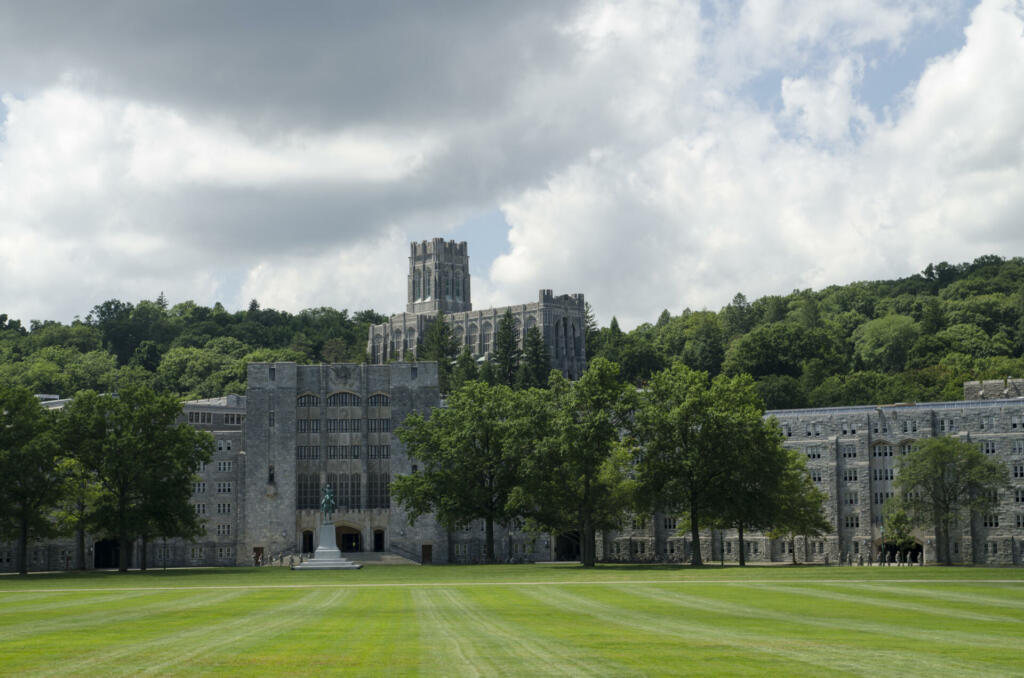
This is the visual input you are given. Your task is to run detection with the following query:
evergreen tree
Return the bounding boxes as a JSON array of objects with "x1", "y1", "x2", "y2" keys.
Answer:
[
  {"x1": 419, "y1": 311, "x2": 459, "y2": 393},
  {"x1": 491, "y1": 308, "x2": 521, "y2": 386},
  {"x1": 519, "y1": 326, "x2": 551, "y2": 388},
  {"x1": 450, "y1": 346, "x2": 479, "y2": 390}
]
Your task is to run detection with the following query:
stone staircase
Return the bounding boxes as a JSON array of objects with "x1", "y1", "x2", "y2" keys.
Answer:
[{"x1": 344, "y1": 551, "x2": 420, "y2": 566}]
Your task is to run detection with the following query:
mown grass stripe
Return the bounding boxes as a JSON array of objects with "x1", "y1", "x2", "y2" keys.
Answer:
[{"x1": 523, "y1": 585, "x2": 1005, "y2": 678}]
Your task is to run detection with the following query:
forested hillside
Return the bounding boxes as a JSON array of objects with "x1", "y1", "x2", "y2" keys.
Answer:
[
  {"x1": 2, "y1": 254, "x2": 1023, "y2": 405},
  {"x1": 587, "y1": 255, "x2": 1024, "y2": 408},
  {"x1": 0, "y1": 298, "x2": 385, "y2": 399}
]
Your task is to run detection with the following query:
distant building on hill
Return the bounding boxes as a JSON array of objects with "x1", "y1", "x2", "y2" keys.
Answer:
[{"x1": 366, "y1": 238, "x2": 587, "y2": 380}]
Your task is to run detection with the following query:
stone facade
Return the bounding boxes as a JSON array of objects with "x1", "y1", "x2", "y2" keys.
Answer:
[
  {"x1": 240, "y1": 361, "x2": 447, "y2": 565},
  {"x1": 368, "y1": 238, "x2": 587, "y2": 380},
  {"x1": 601, "y1": 395, "x2": 1024, "y2": 566}
]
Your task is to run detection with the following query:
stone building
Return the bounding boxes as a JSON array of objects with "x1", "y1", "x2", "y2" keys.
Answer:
[
  {"x1": 368, "y1": 238, "x2": 588, "y2": 380},
  {"x1": 602, "y1": 380, "x2": 1024, "y2": 566}
]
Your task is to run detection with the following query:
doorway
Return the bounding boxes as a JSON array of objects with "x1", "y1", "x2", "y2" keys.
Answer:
[
  {"x1": 301, "y1": 530, "x2": 314, "y2": 553},
  {"x1": 373, "y1": 530, "x2": 385, "y2": 552},
  {"x1": 94, "y1": 539, "x2": 122, "y2": 569},
  {"x1": 336, "y1": 525, "x2": 361, "y2": 552},
  {"x1": 421, "y1": 544, "x2": 433, "y2": 564},
  {"x1": 555, "y1": 532, "x2": 580, "y2": 561}
]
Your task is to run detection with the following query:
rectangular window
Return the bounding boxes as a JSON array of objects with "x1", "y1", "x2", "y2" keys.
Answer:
[
  {"x1": 810, "y1": 469, "x2": 822, "y2": 482},
  {"x1": 216, "y1": 481, "x2": 232, "y2": 494},
  {"x1": 218, "y1": 547, "x2": 232, "y2": 558},
  {"x1": 191, "y1": 546, "x2": 205, "y2": 560},
  {"x1": 196, "y1": 461, "x2": 207, "y2": 472},
  {"x1": 1016, "y1": 489, "x2": 1024, "y2": 503},
  {"x1": 983, "y1": 514, "x2": 999, "y2": 528},
  {"x1": 193, "y1": 503, "x2": 206, "y2": 515},
  {"x1": 663, "y1": 517, "x2": 677, "y2": 530},
  {"x1": 454, "y1": 544, "x2": 468, "y2": 557},
  {"x1": 900, "y1": 444, "x2": 913, "y2": 456},
  {"x1": 216, "y1": 524, "x2": 231, "y2": 536},
  {"x1": 224, "y1": 413, "x2": 243, "y2": 426},
  {"x1": 841, "y1": 445, "x2": 857, "y2": 458},
  {"x1": 296, "y1": 446, "x2": 321, "y2": 460},
  {"x1": 217, "y1": 503, "x2": 231, "y2": 514},
  {"x1": 217, "y1": 461, "x2": 233, "y2": 472},
  {"x1": 193, "y1": 482, "x2": 206, "y2": 494},
  {"x1": 981, "y1": 440, "x2": 997, "y2": 455},
  {"x1": 1014, "y1": 439, "x2": 1024, "y2": 456},
  {"x1": 843, "y1": 469, "x2": 858, "y2": 482},
  {"x1": 1017, "y1": 514, "x2": 1024, "y2": 528},
  {"x1": 269, "y1": 411, "x2": 275, "y2": 428},
  {"x1": 781, "y1": 423, "x2": 792, "y2": 437},
  {"x1": 1011, "y1": 415, "x2": 1022, "y2": 430},
  {"x1": 297, "y1": 419, "x2": 320, "y2": 433},
  {"x1": 1014, "y1": 464, "x2": 1024, "y2": 479},
  {"x1": 845, "y1": 491, "x2": 859, "y2": 505},
  {"x1": 844, "y1": 515, "x2": 860, "y2": 528}
]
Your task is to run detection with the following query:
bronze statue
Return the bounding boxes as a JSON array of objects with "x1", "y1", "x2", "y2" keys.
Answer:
[{"x1": 320, "y1": 483, "x2": 336, "y2": 522}]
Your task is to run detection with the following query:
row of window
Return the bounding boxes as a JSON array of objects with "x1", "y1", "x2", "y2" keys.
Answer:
[
  {"x1": 193, "y1": 482, "x2": 232, "y2": 494},
  {"x1": 193, "y1": 503, "x2": 233, "y2": 515},
  {"x1": 295, "y1": 473, "x2": 392, "y2": 510},
  {"x1": 782, "y1": 415, "x2": 1024, "y2": 438},
  {"x1": 187, "y1": 411, "x2": 246, "y2": 426},
  {"x1": 296, "y1": 418, "x2": 393, "y2": 433},
  {"x1": 296, "y1": 393, "x2": 390, "y2": 407},
  {"x1": 873, "y1": 468, "x2": 894, "y2": 481}
]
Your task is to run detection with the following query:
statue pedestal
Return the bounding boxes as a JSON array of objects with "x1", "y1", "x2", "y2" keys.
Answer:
[{"x1": 293, "y1": 521, "x2": 362, "y2": 570}]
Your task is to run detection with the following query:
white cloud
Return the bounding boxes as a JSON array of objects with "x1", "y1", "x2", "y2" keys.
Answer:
[{"x1": 2, "y1": 0, "x2": 1022, "y2": 334}]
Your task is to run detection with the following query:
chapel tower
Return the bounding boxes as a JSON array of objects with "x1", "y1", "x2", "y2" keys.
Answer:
[{"x1": 406, "y1": 238, "x2": 472, "y2": 314}]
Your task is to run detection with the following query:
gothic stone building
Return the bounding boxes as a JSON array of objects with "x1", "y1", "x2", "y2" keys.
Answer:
[
  {"x1": 367, "y1": 238, "x2": 587, "y2": 380},
  {"x1": 603, "y1": 379, "x2": 1024, "y2": 566}
]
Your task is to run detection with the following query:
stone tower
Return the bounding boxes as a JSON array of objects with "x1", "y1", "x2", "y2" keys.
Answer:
[{"x1": 406, "y1": 238, "x2": 472, "y2": 315}]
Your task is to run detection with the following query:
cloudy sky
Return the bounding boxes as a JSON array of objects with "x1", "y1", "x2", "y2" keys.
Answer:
[{"x1": 2, "y1": 0, "x2": 1023, "y2": 329}]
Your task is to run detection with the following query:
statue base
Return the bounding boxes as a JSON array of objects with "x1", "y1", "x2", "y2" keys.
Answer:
[{"x1": 292, "y1": 521, "x2": 362, "y2": 570}]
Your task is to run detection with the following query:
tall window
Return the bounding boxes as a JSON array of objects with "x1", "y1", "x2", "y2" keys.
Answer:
[
  {"x1": 297, "y1": 394, "x2": 320, "y2": 407},
  {"x1": 297, "y1": 474, "x2": 318, "y2": 510},
  {"x1": 327, "y1": 392, "x2": 361, "y2": 407}
]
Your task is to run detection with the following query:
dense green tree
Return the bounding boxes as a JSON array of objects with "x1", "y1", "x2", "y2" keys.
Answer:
[
  {"x1": 393, "y1": 382, "x2": 526, "y2": 562},
  {"x1": 450, "y1": 346, "x2": 480, "y2": 390},
  {"x1": 62, "y1": 386, "x2": 214, "y2": 571},
  {"x1": 419, "y1": 311, "x2": 459, "y2": 393},
  {"x1": 633, "y1": 365, "x2": 763, "y2": 565},
  {"x1": 0, "y1": 386, "x2": 63, "y2": 574},
  {"x1": 491, "y1": 308, "x2": 521, "y2": 387},
  {"x1": 517, "y1": 358, "x2": 634, "y2": 567},
  {"x1": 714, "y1": 391, "x2": 791, "y2": 566},
  {"x1": 895, "y1": 437, "x2": 1008, "y2": 565},
  {"x1": 768, "y1": 450, "x2": 831, "y2": 564},
  {"x1": 852, "y1": 315, "x2": 920, "y2": 372},
  {"x1": 517, "y1": 326, "x2": 551, "y2": 389}
]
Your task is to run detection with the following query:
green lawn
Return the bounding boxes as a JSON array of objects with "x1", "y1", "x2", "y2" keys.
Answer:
[{"x1": 2, "y1": 564, "x2": 1023, "y2": 677}]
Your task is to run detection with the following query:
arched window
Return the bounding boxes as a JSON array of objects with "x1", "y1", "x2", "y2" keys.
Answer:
[
  {"x1": 413, "y1": 270, "x2": 421, "y2": 300},
  {"x1": 443, "y1": 271, "x2": 450, "y2": 298},
  {"x1": 296, "y1": 393, "x2": 320, "y2": 407},
  {"x1": 367, "y1": 393, "x2": 390, "y2": 406},
  {"x1": 481, "y1": 322, "x2": 492, "y2": 354},
  {"x1": 467, "y1": 324, "x2": 478, "y2": 350},
  {"x1": 327, "y1": 392, "x2": 361, "y2": 407},
  {"x1": 454, "y1": 271, "x2": 462, "y2": 300},
  {"x1": 424, "y1": 268, "x2": 431, "y2": 298}
]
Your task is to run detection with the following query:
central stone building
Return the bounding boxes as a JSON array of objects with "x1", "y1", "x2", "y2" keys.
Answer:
[{"x1": 368, "y1": 238, "x2": 587, "y2": 379}]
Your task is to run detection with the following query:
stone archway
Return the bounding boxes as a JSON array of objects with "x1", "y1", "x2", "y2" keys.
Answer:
[
  {"x1": 94, "y1": 539, "x2": 121, "y2": 569},
  {"x1": 336, "y1": 525, "x2": 362, "y2": 553}
]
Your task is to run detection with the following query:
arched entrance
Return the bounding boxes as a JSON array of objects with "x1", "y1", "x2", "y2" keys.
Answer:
[
  {"x1": 373, "y1": 530, "x2": 385, "y2": 552},
  {"x1": 336, "y1": 525, "x2": 361, "y2": 553},
  {"x1": 555, "y1": 532, "x2": 580, "y2": 561},
  {"x1": 94, "y1": 539, "x2": 121, "y2": 569},
  {"x1": 301, "y1": 530, "x2": 314, "y2": 553}
]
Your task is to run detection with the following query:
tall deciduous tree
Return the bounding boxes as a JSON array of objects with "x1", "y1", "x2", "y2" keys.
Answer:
[
  {"x1": 768, "y1": 450, "x2": 831, "y2": 564},
  {"x1": 0, "y1": 386, "x2": 63, "y2": 575},
  {"x1": 633, "y1": 365, "x2": 766, "y2": 565},
  {"x1": 517, "y1": 358, "x2": 634, "y2": 567},
  {"x1": 895, "y1": 437, "x2": 1008, "y2": 565},
  {"x1": 393, "y1": 381, "x2": 525, "y2": 562},
  {"x1": 62, "y1": 386, "x2": 213, "y2": 571}
]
